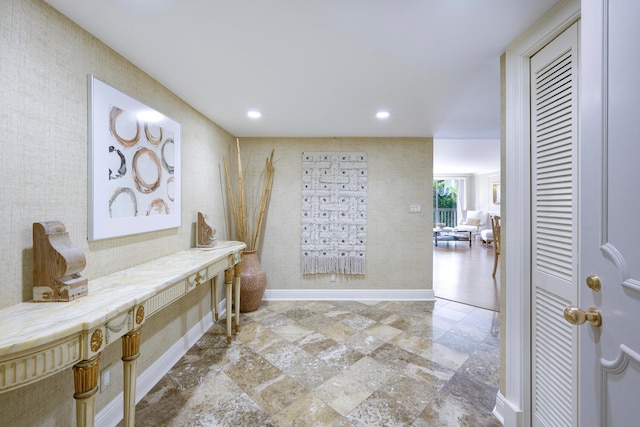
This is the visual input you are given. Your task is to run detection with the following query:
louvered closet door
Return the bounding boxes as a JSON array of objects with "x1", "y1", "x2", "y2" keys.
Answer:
[{"x1": 530, "y1": 22, "x2": 579, "y2": 427}]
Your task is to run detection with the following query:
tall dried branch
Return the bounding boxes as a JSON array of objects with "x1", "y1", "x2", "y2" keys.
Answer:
[
  {"x1": 235, "y1": 138, "x2": 247, "y2": 244},
  {"x1": 223, "y1": 156, "x2": 243, "y2": 243},
  {"x1": 252, "y1": 149, "x2": 275, "y2": 250},
  {"x1": 223, "y1": 139, "x2": 275, "y2": 251}
]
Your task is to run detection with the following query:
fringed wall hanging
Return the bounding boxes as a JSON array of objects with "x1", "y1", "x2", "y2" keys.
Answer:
[{"x1": 301, "y1": 152, "x2": 367, "y2": 275}]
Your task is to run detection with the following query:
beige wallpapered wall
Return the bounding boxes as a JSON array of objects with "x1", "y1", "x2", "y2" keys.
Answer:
[
  {"x1": 1, "y1": 0, "x2": 236, "y2": 308},
  {"x1": 239, "y1": 137, "x2": 433, "y2": 292},
  {"x1": 1, "y1": 1, "x2": 435, "y2": 424},
  {"x1": 1, "y1": 0, "x2": 234, "y2": 424}
]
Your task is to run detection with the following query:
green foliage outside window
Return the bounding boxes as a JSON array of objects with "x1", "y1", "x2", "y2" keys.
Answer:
[
  {"x1": 433, "y1": 180, "x2": 458, "y2": 227},
  {"x1": 433, "y1": 180, "x2": 457, "y2": 208}
]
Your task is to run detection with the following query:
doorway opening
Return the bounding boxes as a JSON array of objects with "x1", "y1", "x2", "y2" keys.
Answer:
[{"x1": 432, "y1": 138, "x2": 501, "y2": 312}]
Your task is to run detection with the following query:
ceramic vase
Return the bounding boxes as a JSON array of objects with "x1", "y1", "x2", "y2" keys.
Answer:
[{"x1": 239, "y1": 250, "x2": 266, "y2": 312}]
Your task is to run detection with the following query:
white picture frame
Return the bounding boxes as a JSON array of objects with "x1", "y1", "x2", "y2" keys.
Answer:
[
  {"x1": 88, "y1": 75, "x2": 181, "y2": 241},
  {"x1": 492, "y1": 182, "x2": 501, "y2": 205}
]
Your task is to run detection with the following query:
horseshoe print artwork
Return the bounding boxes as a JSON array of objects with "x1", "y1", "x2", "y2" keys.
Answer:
[
  {"x1": 89, "y1": 76, "x2": 181, "y2": 240},
  {"x1": 108, "y1": 145, "x2": 127, "y2": 180}
]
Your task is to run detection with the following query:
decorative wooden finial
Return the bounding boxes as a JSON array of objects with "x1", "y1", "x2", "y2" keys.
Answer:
[
  {"x1": 196, "y1": 212, "x2": 217, "y2": 248},
  {"x1": 33, "y1": 221, "x2": 88, "y2": 302}
]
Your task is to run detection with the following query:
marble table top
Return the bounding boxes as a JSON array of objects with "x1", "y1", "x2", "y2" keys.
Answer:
[{"x1": 0, "y1": 242, "x2": 245, "y2": 358}]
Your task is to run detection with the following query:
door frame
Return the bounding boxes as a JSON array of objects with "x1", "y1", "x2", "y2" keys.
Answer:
[{"x1": 498, "y1": 1, "x2": 580, "y2": 425}]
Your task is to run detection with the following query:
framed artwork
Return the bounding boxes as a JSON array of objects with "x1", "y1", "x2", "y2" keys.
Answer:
[
  {"x1": 88, "y1": 75, "x2": 181, "y2": 240},
  {"x1": 492, "y1": 182, "x2": 501, "y2": 205}
]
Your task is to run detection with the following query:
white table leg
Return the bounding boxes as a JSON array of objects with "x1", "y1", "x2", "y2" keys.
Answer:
[
  {"x1": 212, "y1": 275, "x2": 219, "y2": 320},
  {"x1": 234, "y1": 263, "x2": 241, "y2": 332},
  {"x1": 225, "y1": 268, "x2": 233, "y2": 344},
  {"x1": 122, "y1": 328, "x2": 141, "y2": 427},
  {"x1": 73, "y1": 354, "x2": 100, "y2": 427}
]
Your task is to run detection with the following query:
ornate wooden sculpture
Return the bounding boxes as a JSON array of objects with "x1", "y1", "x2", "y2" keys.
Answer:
[
  {"x1": 33, "y1": 221, "x2": 88, "y2": 302},
  {"x1": 196, "y1": 212, "x2": 217, "y2": 248}
]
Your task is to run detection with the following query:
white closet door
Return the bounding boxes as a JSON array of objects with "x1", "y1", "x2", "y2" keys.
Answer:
[{"x1": 530, "y1": 22, "x2": 579, "y2": 427}]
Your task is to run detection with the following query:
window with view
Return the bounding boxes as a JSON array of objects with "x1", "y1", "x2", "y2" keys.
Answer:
[{"x1": 433, "y1": 179, "x2": 458, "y2": 227}]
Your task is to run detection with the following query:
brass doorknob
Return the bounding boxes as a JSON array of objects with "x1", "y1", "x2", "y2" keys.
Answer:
[
  {"x1": 563, "y1": 306, "x2": 602, "y2": 327},
  {"x1": 586, "y1": 274, "x2": 601, "y2": 292}
]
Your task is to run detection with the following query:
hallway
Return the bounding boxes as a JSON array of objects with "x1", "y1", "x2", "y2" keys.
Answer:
[{"x1": 122, "y1": 299, "x2": 501, "y2": 426}]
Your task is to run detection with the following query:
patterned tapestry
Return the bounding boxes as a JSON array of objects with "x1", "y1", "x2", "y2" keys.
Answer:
[{"x1": 301, "y1": 152, "x2": 367, "y2": 275}]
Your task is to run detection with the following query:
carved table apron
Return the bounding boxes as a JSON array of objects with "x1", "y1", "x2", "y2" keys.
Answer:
[{"x1": 0, "y1": 242, "x2": 245, "y2": 427}]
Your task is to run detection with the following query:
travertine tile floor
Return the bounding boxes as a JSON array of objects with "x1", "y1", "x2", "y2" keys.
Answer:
[{"x1": 129, "y1": 299, "x2": 501, "y2": 426}]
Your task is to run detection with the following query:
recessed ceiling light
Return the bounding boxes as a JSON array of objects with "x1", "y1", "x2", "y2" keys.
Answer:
[
  {"x1": 376, "y1": 111, "x2": 390, "y2": 119},
  {"x1": 247, "y1": 110, "x2": 262, "y2": 119}
]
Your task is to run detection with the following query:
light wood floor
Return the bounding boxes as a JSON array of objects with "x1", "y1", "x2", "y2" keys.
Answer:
[{"x1": 433, "y1": 239, "x2": 500, "y2": 312}]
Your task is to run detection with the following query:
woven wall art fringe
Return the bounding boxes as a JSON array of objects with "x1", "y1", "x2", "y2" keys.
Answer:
[{"x1": 301, "y1": 152, "x2": 367, "y2": 275}]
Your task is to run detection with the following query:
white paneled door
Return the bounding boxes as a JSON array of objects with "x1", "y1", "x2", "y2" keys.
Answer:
[
  {"x1": 530, "y1": 22, "x2": 580, "y2": 426},
  {"x1": 578, "y1": 0, "x2": 640, "y2": 425}
]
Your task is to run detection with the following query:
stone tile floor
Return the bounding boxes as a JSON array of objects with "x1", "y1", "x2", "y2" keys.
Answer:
[{"x1": 129, "y1": 299, "x2": 501, "y2": 426}]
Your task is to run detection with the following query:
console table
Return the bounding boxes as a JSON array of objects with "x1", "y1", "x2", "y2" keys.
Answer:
[{"x1": 0, "y1": 241, "x2": 245, "y2": 427}]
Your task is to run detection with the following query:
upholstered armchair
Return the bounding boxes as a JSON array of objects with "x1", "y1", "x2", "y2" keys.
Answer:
[
  {"x1": 456, "y1": 210, "x2": 486, "y2": 238},
  {"x1": 481, "y1": 228, "x2": 494, "y2": 245},
  {"x1": 480, "y1": 212, "x2": 501, "y2": 245}
]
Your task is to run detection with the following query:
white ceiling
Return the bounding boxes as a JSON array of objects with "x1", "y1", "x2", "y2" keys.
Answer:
[
  {"x1": 44, "y1": 0, "x2": 559, "y2": 172},
  {"x1": 434, "y1": 139, "x2": 500, "y2": 175}
]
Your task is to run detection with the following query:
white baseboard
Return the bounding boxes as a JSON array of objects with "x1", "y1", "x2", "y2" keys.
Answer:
[
  {"x1": 493, "y1": 391, "x2": 523, "y2": 427},
  {"x1": 493, "y1": 391, "x2": 506, "y2": 425},
  {"x1": 96, "y1": 299, "x2": 227, "y2": 427},
  {"x1": 264, "y1": 288, "x2": 435, "y2": 301}
]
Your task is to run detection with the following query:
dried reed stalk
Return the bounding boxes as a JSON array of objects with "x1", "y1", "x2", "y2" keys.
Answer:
[
  {"x1": 224, "y1": 139, "x2": 275, "y2": 251},
  {"x1": 223, "y1": 156, "x2": 243, "y2": 243},
  {"x1": 235, "y1": 139, "x2": 247, "y2": 244},
  {"x1": 252, "y1": 149, "x2": 275, "y2": 250}
]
